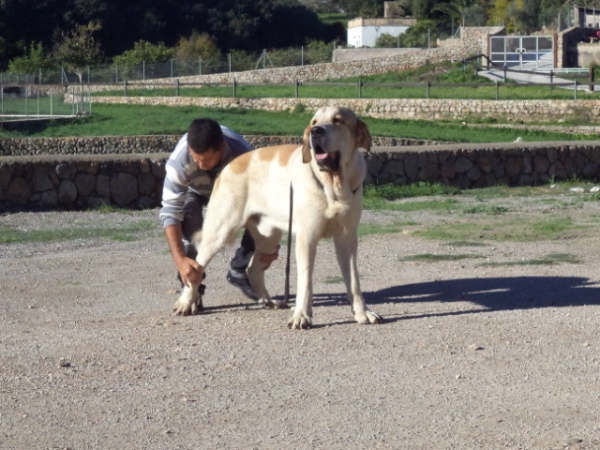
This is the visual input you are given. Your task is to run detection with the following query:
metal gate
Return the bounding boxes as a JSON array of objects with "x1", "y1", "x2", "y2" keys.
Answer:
[{"x1": 490, "y1": 35, "x2": 554, "y2": 70}]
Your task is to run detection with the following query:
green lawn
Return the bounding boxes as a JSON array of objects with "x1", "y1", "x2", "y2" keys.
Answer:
[{"x1": 1, "y1": 103, "x2": 593, "y2": 142}]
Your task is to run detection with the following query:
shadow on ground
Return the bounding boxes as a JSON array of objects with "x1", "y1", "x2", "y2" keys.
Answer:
[{"x1": 205, "y1": 276, "x2": 600, "y2": 324}]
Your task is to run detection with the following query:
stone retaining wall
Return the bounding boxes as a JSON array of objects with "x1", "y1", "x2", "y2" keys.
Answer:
[
  {"x1": 0, "y1": 135, "x2": 436, "y2": 157},
  {"x1": 3, "y1": 140, "x2": 600, "y2": 211},
  {"x1": 83, "y1": 96, "x2": 600, "y2": 123}
]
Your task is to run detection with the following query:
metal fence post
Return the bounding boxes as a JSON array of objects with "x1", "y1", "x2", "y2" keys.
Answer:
[
  {"x1": 171, "y1": 59, "x2": 174, "y2": 78},
  {"x1": 549, "y1": 70, "x2": 553, "y2": 90},
  {"x1": 228, "y1": 53, "x2": 232, "y2": 74},
  {"x1": 295, "y1": 79, "x2": 299, "y2": 99},
  {"x1": 125, "y1": 80, "x2": 128, "y2": 97},
  {"x1": 176, "y1": 79, "x2": 180, "y2": 97},
  {"x1": 199, "y1": 57, "x2": 202, "y2": 75},
  {"x1": 426, "y1": 80, "x2": 431, "y2": 99},
  {"x1": 574, "y1": 79, "x2": 578, "y2": 100},
  {"x1": 233, "y1": 78, "x2": 236, "y2": 98},
  {"x1": 495, "y1": 80, "x2": 499, "y2": 100}
]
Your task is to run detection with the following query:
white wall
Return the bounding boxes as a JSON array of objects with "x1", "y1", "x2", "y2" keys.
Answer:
[{"x1": 348, "y1": 25, "x2": 411, "y2": 48}]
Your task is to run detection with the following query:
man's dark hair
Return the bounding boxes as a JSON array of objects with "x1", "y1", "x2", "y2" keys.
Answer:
[{"x1": 187, "y1": 118, "x2": 224, "y2": 154}]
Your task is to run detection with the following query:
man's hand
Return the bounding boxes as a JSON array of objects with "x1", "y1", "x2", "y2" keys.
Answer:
[
  {"x1": 176, "y1": 256, "x2": 204, "y2": 287},
  {"x1": 259, "y1": 245, "x2": 280, "y2": 269}
]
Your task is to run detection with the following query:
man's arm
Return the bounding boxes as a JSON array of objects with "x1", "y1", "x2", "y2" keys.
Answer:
[{"x1": 164, "y1": 224, "x2": 203, "y2": 287}]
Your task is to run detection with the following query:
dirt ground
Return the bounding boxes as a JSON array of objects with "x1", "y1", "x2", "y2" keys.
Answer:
[{"x1": 1, "y1": 191, "x2": 600, "y2": 450}]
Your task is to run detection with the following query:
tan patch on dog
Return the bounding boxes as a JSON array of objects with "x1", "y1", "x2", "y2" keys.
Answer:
[
  {"x1": 355, "y1": 119, "x2": 372, "y2": 151},
  {"x1": 229, "y1": 152, "x2": 252, "y2": 174},
  {"x1": 302, "y1": 124, "x2": 312, "y2": 163},
  {"x1": 258, "y1": 145, "x2": 296, "y2": 166}
]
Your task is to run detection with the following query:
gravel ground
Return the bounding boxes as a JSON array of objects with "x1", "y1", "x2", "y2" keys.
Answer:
[{"x1": 1, "y1": 194, "x2": 600, "y2": 450}]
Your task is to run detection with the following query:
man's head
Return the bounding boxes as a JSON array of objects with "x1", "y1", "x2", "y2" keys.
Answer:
[{"x1": 187, "y1": 118, "x2": 226, "y2": 171}]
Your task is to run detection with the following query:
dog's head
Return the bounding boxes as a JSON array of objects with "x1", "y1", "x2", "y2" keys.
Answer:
[{"x1": 301, "y1": 106, "x2": 371, "y2": 171}]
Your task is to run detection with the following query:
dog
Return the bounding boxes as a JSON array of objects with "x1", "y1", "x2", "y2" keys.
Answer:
[{"x1": 173, "y1": 106, "x2": 382, "y2": 329}]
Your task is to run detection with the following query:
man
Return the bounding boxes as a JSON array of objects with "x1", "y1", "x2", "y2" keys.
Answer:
[{"x1": 160, "y1": 118, "x2": 275, "y2": 304}]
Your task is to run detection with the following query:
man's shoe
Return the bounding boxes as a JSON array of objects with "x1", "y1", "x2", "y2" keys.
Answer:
[{"x1": 226, "y1": 270, "x2": 259, "y2": 301}]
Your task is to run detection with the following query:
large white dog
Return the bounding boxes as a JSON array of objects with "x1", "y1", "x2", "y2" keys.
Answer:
[{"x1": 173, "y1": 106, "x2": 382, "y2": 329}]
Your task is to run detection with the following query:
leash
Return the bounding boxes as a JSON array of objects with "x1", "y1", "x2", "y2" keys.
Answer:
[{"x1": 284, "y1": 183, "x2": 293, "y2": 303}]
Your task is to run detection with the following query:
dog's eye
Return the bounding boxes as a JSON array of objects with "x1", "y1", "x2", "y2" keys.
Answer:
[{"x1": 333, "y1": 117, "x2": 344, "y2": 125}]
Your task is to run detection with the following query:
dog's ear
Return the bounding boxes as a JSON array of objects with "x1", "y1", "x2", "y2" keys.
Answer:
[
  {"x1": 355, "y1": 119, "x2": 371, "y2": 152},
  {"x1": 302, "y1": 124, "x2": 312, "y2": 163}
]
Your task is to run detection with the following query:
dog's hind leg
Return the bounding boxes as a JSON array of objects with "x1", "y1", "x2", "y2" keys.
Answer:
[
  {"x1": 246, "y1": 222, "x2": 287, "y2": 309},
  {"x1": 333, "y1": 232, "x2": 382, "y2": 325}
]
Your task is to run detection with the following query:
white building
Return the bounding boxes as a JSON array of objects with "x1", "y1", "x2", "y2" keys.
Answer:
[{"x1": 347, "y1": 17, "x2": 416, "y2": 48}]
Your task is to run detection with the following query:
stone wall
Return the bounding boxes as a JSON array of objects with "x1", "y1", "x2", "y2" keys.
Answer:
[
  {"x1": 84, "y1": 45, "x2": 477, "y2": 93},
  {"x1": 577, "y1": 42, "x2": 600, "y2": 67},
  {"x1": 82, "y1": 95, "x2": 600, "y2": 123},
  {"x1": 3, "y1": 139, "x2": 600, "y2": 211},
  {"x1": 0, "y1": 135, "x2": 436, "y2": 158}
]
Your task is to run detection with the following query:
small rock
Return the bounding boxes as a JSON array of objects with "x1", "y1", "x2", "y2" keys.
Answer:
[
  {"x1": 590, "y1": 186, "x2": 600, "y2": 193},
  {"x1": 570, "y1": 187, "x2": 585, "y2": 193},
  {"x1": 58, "y1": 358, "x2": 71, "y2": 368}
]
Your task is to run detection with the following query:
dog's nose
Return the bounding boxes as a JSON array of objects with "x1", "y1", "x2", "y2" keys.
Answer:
[{"x1": 310, "y1": 126, "x2": 325, "y2": 137}]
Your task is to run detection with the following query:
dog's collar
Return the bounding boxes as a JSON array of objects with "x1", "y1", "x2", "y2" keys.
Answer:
[{"x1": 308, "y1": 163, "x2": 360, "y2": 195}]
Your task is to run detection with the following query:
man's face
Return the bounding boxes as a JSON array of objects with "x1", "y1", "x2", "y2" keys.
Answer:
[{"x1": 188, "y1": 142, "x2": 224, "y2": 171}]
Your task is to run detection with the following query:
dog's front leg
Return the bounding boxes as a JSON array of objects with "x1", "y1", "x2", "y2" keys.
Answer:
[
  {"x1": 287, "y1": 235, "x2": 318, "y2": 329},
  {"x1": 333, "y1": 233, "x2": 381, "y2": 325},
  {"x1": 173, "y1": 282, "x2": 203, "y2": 316}
]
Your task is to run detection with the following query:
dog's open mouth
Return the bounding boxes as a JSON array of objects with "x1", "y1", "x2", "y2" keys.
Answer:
[{"x1": 313, "y1": 144, "x2": 340, "y2": 171}]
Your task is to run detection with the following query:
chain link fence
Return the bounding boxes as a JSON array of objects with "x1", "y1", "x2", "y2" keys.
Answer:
[{"x1": 0, "y1": 46, "x2": 332, "y2": 120}]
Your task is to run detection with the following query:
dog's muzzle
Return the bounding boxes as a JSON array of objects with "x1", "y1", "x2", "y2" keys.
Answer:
[{"x1": 310, "y1": 126, "x2": 340, "y2": 172}]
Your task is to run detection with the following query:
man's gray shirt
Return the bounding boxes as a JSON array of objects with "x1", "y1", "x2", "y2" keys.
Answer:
[{"x1": 160, "y1": 126, "x2": 252, "y2": 228}]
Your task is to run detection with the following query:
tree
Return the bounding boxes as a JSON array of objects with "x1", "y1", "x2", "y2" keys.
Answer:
[
  {"x1": 375, "y1": 33, "x2": 400, "y2": 48},
  {"x1": 53, "y1": 21, "x2": 103, "y2": 82},
  {"x1": 176, "y1": 32, "x2": 221, "y2": 61},
  {"x1": 52, "y1": 21, "x2": 103, "y2": 114},
  {"x1": 7, "y1": 42, "x2": 54, "y2": 74},
  {"x1": 399, "y1": 20, "x2": 438, "y2": 48},
  {"x1": 433, "y1": 0, "x2": 480, "y2": 27},
  {"x1": 112, "y1": 40, "x2": 175, "y2": 67}
]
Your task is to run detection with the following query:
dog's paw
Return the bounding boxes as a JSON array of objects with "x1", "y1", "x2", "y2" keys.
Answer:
[
  {"x1": 261, "y1": 298, "x2": 290, "y2": 310},
  {"x1": 287, "y1": 315, "x2": 312, "y2": 330},
  {"x1": 172, "y1": 290, "x2": 203, "y2": 316},
  {"x1": 355, "y1": 310, "x2": 382, "y2": 324}
]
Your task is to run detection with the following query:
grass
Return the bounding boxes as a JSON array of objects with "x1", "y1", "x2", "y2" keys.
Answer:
[
  {"x1": 1, "y1": 103, "x2": 587, "y2": 142},
  {"x1": 415, "y1": 216, "x2": 583, "y2": 242},
  {"x1": 92, "y1": 60, "x2": 595, "y2": 102},
  {"x1": 358, "y1": 221, "x2": 416, "y2": 236},
  {"x1": 463, "y1": 204, "x2": 509, "y2": 215},
  {"x1": 478, "y1": 253, "x2": 581, "y2": 267},
  {"x1": 0, "y1": 219, "x2": 156, "y2": 244},
  {"x1": 400, "y1": 253, "x2": 485, "y2": 262},
  {"x1": 94, "y1": 80, "x2": 597, "y2": 102}
]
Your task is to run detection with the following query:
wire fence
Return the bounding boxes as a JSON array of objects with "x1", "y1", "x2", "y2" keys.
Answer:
[
  {"x1": 0, "y1": 86, "x2": 91, "y2": 121},
  {"x1": 1, "y1": 53, "x2": 598, "y2": 122},
  {"x1": 0, "y1": 46, "x2": 333, "y2": 86}
]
